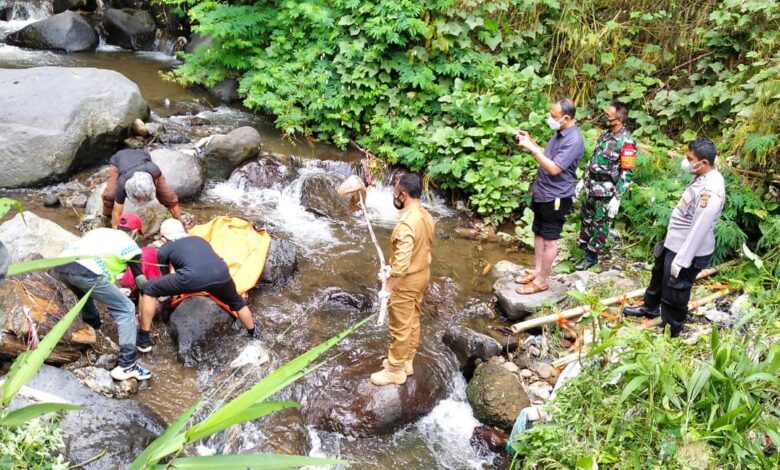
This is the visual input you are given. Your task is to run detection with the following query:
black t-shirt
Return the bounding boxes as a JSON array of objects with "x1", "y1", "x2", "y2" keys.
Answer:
[
  {"x1": 157, "y1": 236, "x2": 230, "y2": 285},
  {"x1": 110, "y1": 149, "x2": 162, "y2": 204}
]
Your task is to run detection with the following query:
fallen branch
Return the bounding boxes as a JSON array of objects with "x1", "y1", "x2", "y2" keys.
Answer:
[{"x1": 511, "y1": 261, "x2": 735, "y2": 333}]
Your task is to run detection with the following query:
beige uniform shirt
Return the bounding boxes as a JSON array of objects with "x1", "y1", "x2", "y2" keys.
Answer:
[{"x1": 389, "y1": 203, "x2": 434, "y2": 277}]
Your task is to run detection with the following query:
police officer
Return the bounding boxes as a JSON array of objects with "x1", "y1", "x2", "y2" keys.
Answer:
[
  {"x1": 575, "y1": 101, "x2": 636, "y2": 270},
  {"x1": 624, "y1": 137, "x2": 725, "y2": 337}
]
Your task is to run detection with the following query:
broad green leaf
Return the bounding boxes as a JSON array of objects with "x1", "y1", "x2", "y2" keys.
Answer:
[
  {"x1": 186, "y1": 401, "x2": 300, "y2": 443},
  {"x1": 619, "y1": 375, "x2": 648, "y2": 403},
  {"x1": 1, "y1": 289, "x2": 92, "y2": 405},
  {"x1": 7, "y1": 256, "x2": 85, "y2": 277},
  {"x1": 576, "y1": 454, "x2": 598, "y2": 470},
  {"x1": 185, "y1": 315, "x2": 374, "y2": 445},
  {"x1": 166, "y1": 454, "x2": 349, "y2": 469},
  {"x1": 0, "y1": 198, "x2": 23, "y2": 219},
  {"x1": 0, "y1": 403, "x2": 82, "y2": 426},
  {"x1": 129, "y1": 401, "x2": 201, "y2": 470}
]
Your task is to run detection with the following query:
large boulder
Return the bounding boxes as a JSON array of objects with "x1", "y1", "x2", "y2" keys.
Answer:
[
  {"x1": 258, "y1": 239, "x2": 298, "y2": 285},
  {"x1": 169, "y1": 296, "x2": 237, "y2": 367},
  {"x1": 493, "y1": 277, "x2": 568, "y2": 320},
  {"x1": 11, "y1": 365, "x2": 163, "y2": 469},
  {"x1": 303, "y1": 350, "x2": 456, "y2": 437},
  {"x1": 0, "y1": 67, "x2": 148, "y2": 188},
  {"x1": 466, "y1": 361, "x2": 531, "y2": 431},
  {"x1": 52, "y1": 0, "x2": 98, "y2": 13},
  {"x1": 102, "y1": 8, "x2": 157, "y2": 50},
  {"x1": 202, "y1": 127, "x2": 262, "y2": 179},
  {"x1": 5, "y1": 11, "x2": 99, "y2": 52},
  {"x1": 299, "y1": 172, "x2": 350, "y2": 220},
  {"x1": 0, "y1": 272, "x2": 96, "y2": 363},
  {"x1": 0, "y1": 212, "x2": 79, "y2": 263},
  {"x1": 122, "y1": 198, "x2": 168, "y2": 236},
  {"x1": 442, "y1": 325, "x2": 502, "y2": 374},
  {"x1": 84, "y1": 182, "x2": 107, "y2": 217},
  {"x1": 229, "y1": 156, "x2": 294, "y2": 191},
  {"x1": 150, "y1": 148, "x2": 204, "y2": 200}
]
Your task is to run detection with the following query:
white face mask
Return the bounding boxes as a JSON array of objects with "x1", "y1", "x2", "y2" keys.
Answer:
[
  {"x1": 681, "y1": 158, "x2": 701, "y2": 174},
  {"x1": 546, "y1": 115, "x2": 563, "y2": 130}
]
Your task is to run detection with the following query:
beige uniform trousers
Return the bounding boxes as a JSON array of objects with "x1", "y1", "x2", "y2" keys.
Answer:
[{"x1": 387, "y1": 268, "x2": 430, "y2": 367}]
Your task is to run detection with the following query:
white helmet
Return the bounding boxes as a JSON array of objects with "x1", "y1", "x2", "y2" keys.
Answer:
[{"x1": 160, "y1": 218, "x2": 187, "y2": 241}]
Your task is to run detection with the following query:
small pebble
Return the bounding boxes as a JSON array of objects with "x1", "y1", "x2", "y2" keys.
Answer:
[
  {"x1": 519, "y1": 368, "x2": 534, "y2": 379},
  {"x1": 529, "y1": 345, "x2": 541, "y2": 357},
  {"x1": 502, "y1": 362, "x2": 519, "y2": 373},
  {"x1": 43, "y1": 194, "x2": 60, "y2": 207}
]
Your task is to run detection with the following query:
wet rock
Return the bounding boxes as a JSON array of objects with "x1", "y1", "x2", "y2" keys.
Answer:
[
  {"x1": 203, "y1": 126, "x2": 262, "y2": 179},
  {"x1": 123, "y1": 136, "x2": 146, "y2": 149},
  {"x1": 318, "y1": 287, "x2": 372, "y2": 313},
  {"x1": 189, "y1": 116, "x2": 210, "y2": 127},
  {"x1": 0, "y1": 212, "x2": 79, "y2": 263},
  {"x1": 185, "y1": 32, "x2": 212, "y2": 53},
  {"x1": 14, "y1": 365, "x2": 162, "y2": 469},
  {"x1": 229, "y1": 156, "x2": 294, "y2": 190},
  {"x1": 210, "y1": 78, "x2": 240, "y2": 103},
  {"x1": 0, "y1": 241, "x2": 8, "y2": 287},
  {"x1": 73, "y1": 366, "x2": 139, "y2": 398},
  {"x1": 63, "y1": 193, "x2": 88, "y2": 208},
  {"x1": 103, "y1": 8, "x2": 157, "y2": 51},
  {"x1": 299, "y1": 171, "x2": 350, "y2": 220},
  {"x1": 132, "y1": 118, "x2": 148, "y2": 136},
  {"x1": 150, "y1": 148, "x2": 204, "y2": 200},
  {"x1": 303, "y1": 350, "x2": 455, "y2": 437},
  {"x1": 493, "y1": 277, "x2": 568, "y2": 320},
  {"x1": 491, "y1": 260, "x2": 524, "y2": 278},
  {"x1": 123, "y1": 198, "x2": 168, "y2": 236},
  {"x1": 52, "y1": 0, "x2": 98, "y2": 13},
  {"x1": 145, "y1": 122, "x2": 164, "y2": 135},
  {"x1": 0, "y1": 272, "x2": 96, "y2": 363},
  {"x1": 169, "y1": 296, "x2": 235, "y2": 367},
  {"x1": 258, "y1": 239, "x2": 298, "y2": 285},
  {"x1": 158, "y1": 130, "x2": 190, "y2": 145},
  {"x1": 6, "y1": 11, "x2": 99, "y2": 52},
  {"x1": 442, "y1": 325, "x2": 502, "y2": 373},
  {"x1": 84, "y1": 182, "x2": 107, "y2": 217},
  {"x1": 94, "y1": 353, "x2": 118, "y2": 370},
  {"x1": 43, "y1": 194, "x2": 61, "y2": 207},
  {"x1": 470, "y1": 426, "x2": 508, "y2": 455},
  {"x1": 423, "y1": 277, "x2": 459, "y2": 317},
  {"x1": 0, "y1": 67, "x2": 148, "y2": 188},
  {"x1": 527, "y1": 381, "x2": 552, "y2": 403},
  {"x1": 213, "y1": 408, "x2": 312, "y2": 456},
  {"x1": 466, "y1": 361, "x2": 531, "y2": 431}
]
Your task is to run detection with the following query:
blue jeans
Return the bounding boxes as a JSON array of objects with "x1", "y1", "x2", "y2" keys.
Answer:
[{"x1": 54, "y1": 270, "x2": 138, "y2": 367}]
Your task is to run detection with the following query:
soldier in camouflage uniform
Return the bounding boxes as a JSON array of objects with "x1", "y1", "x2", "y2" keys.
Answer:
[{"x1": 575, "y1": 102, "x2": 636, "y2": 270}]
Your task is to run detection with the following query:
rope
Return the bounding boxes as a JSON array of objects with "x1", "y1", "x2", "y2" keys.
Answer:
[{"x1": 22, "y1": 307, "x2": 38, "y2": 349}]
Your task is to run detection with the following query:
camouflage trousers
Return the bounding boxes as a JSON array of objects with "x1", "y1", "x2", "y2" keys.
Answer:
[{"x1": 578, "y1": 196, "x2": 612, "y2": 254}]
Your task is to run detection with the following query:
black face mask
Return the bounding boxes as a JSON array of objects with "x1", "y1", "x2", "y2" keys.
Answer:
[
  {"x1": 393, "y1": 193, "x2": 405, "y2": 210},
  {"x1": 598, "y1": 114, "x2": 615, "y2": 128}
]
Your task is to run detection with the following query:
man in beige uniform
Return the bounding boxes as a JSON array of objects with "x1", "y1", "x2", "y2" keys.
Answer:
[{"x1": 371, "y1": 173, "x2": 435, "y2": 386}]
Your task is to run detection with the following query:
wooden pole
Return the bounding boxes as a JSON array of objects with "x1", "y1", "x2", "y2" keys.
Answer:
[
  {"x1": 550, "y1": 288, "x2": 733, "y2": 368},
  {"x1": 357, "y1": 193, "x2": 389, "y2": 326},
  {"x1": 510, "y1": 261, "x2": 735, "y2": 333}
]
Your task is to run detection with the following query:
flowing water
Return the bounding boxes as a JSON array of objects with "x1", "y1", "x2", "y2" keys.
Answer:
[{"x1": 1, "y1": 13, "x2": 531, "y2": 468}]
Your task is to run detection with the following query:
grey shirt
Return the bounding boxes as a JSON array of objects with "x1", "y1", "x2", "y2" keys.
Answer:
[
  {"x1": 531, "y1": 125, "x2": 585, "y2": 202},
  {"x1": 664, "y1": 169, "x2": 726, "y2": 269}
]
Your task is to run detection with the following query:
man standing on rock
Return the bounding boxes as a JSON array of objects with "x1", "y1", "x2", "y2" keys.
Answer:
[
  {"x1": 624, "y1": 137, "x2": 725, "y2": 336},
  {"x1": 514, "y1": 98, "x2": 584, "y2": 295},
  {"x1": 371, "y1": 173, "x2": 434, "y2": 386},
  {"x1": 136, "y1": 219, "x2": 260, "y2": 353},
  {"x1": 575, "y1": 101, "x2": 636, "y2": 270},
  {"x1": 52, "y1": 213, "x2": 152, "y2": 381},
  {"x1": 102, "y1": 148, "x2": 181, "y2": 228}
]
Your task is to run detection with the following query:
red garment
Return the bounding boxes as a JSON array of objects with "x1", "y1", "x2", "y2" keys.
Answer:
[{"x1": 120, "y1": 246, "x2": 161, "y2": 291}]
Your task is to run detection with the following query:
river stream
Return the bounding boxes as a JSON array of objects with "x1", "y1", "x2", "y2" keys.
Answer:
[{"x1": 1, "y1": 8, "x2": 532, "y2": 469}]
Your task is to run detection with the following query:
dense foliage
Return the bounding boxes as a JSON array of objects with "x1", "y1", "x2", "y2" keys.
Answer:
[
  {"x1": 161, "y1": 0, "x2": 779, "y2": 223},
  {"x1": 510, "y1": 328, "x2": 780, "y2": 469}
]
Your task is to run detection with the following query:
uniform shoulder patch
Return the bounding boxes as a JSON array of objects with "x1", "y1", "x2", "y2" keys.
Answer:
[
  {"x1": 700, "y1": 192, "x2": 711, "y2": 208},
  {"x1": 620, "y1": 141, "x2": 636, "y2": 170}
]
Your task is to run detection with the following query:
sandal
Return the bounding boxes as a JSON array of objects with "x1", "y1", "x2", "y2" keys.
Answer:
[
  {"x1": 514, "y1": 273, "x2": 536, "y2": 285},
  {"x1": 516, "y1": 282, "x2": 549, "y2": 295}
]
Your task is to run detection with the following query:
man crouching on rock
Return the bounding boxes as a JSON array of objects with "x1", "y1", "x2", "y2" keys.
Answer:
[
  {"x1": 52, "y1": 213, "x2": 152, "y2": 381},
  {"x1": 136, "y1": 219, "x2": 259, "y2": 353},
  {"x1": 371, "y1": 173, "x2": 435, "y2": 386}
]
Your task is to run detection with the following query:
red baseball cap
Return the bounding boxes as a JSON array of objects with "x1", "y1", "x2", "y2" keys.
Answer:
[{"x1": 118, "y1": 212, "x2": 144, "y2": 235}]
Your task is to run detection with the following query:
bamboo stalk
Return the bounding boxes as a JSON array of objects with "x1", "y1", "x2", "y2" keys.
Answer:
[
  {"x1": 510, "y1": 261, "x2": 734, "y2": 333},
  {"x1": 551, "y1": 289, "x2": 733, "y2": 368}
]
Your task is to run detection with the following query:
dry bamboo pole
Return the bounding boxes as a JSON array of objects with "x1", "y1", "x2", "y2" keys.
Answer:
[
  {"x1": 510, "y1": 261, "x2": 735, "y2": 334},
  {"x1": 551, "y1": 288, "x2": 734, "y2": 368}
]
